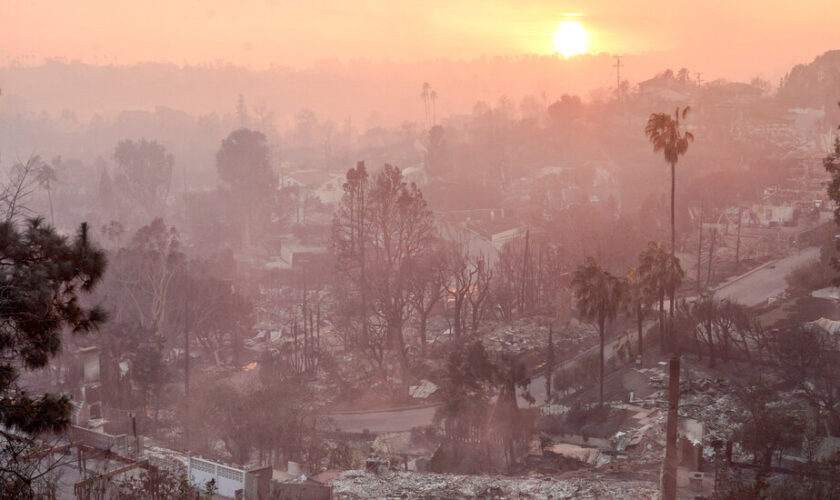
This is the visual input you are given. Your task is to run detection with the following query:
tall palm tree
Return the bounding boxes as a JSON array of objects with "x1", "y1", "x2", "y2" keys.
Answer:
[
  {"x1": 36, "y1": 159, "x2": 58, "y2": 226},
  {"x1": 638, "y1": 241, "x2": 685, "y2": 351},
  {"x1": 421, "y1": 82, "x2": 431, "y2": 128},
  {"x1": 572, "y1": 257, "x2": 625, "y2": 405},
  {"x1": 645, "y1": 107, "x2": 693, "y2": 351},
  {"x1": 430, "y1": 89, "x2": 438, "y2": 126}
]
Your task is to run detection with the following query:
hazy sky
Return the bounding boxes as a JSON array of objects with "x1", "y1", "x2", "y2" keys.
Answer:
[{"x1": 2, "y1": 0, "x2": 838, "y2": 76}]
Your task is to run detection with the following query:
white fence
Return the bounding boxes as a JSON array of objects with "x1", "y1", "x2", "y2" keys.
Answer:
[{"x1": 188, "y1": 456, "x2": 247, "y2": 498}]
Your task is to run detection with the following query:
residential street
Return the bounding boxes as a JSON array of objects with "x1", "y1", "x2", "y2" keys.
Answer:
[
  {"x1": 714, "y1": 246, "x2": 820, "y2": 307},
  {"x1": 326, "y1": 246, "x2": 822, "y2": 432},
  {"x1": 326, "y1": 405, "x2": 440, "y2": 433}
]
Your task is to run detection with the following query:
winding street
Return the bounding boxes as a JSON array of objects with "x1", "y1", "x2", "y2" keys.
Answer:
[{"x1": 326, "y1": 246, "x2": 821, "y2": 432}]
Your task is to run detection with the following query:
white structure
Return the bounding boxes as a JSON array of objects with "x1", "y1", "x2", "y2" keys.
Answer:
[
  {"x1": 79, "y1": 345, "x2": 100, "y2": 384},
  {"x1": 752, "y1": 204, "x2": 795, "y2": 227},
  {"x1": 70, "y1": 426, "x2": 129, "y2": 455},
  {"x1": 188, "y1": 457, "x2": 248, "y2": 498}
]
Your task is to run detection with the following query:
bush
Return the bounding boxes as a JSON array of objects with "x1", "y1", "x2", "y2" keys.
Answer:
[{"x1": 785, "y1": 260, "x2": 832, "y2": 297}]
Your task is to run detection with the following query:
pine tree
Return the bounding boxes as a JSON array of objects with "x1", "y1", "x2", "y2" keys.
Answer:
[{"x1": 0, "y1": 218, "x2": 107, "y2": 493}]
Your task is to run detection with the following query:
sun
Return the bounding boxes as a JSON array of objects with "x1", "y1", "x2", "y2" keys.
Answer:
[{"x1": 554, "y1": 21, "x2": 588, "y2": 58}]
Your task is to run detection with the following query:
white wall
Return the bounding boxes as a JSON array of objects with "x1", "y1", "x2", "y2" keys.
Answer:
[{"x1": 188, "y1": 456, "x2": 246, "y2": 499}]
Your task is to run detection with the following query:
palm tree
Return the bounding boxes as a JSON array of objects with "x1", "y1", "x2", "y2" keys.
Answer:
[
  {"x1": 638, "y1": 242, "x2": 685, "y2": 351},
  {"x1": 421, "y1": 82, "x2": 431, "y2": 128},
  {"x1": 624, "y1": 267, "x2": 650, "y2": 358},
  {"x1": 645, "y1": 107, "x2": 693, "y2": 351},
  {"x1": 571, "y1": 257, "x2": 625, "y2": 405},
  {"x1": 638, "y1": 242, "x2": 667, "y2": 350},
  {"x1": 36, "y1": 158, "x2": 58, "y2": 226},
  {"x1": 430, "y1": 89, "x2": 438, "y2": 126}
]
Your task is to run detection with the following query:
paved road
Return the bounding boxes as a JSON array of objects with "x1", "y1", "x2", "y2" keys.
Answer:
[
  {"x1": 527, "y1": 246, "x2": 823, "y2": 406},
  {"x1": 525, "y1": 332, "x2": 626, "y2": 407},
  {"x1": 327, "y1": 246, "x2": 821, "y2": 431},
  {"x1": 327, "y1": 405, "x2": 439, "y2": 433},
  {"x1": 714, "y1": 246, "x2": 820, "y2": 307}
]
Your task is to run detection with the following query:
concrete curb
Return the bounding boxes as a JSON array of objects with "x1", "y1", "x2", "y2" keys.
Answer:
[
  {"x1": 712, "y1": 246, "x2": 819, "y2": 293},
  {"x1": 712, "y1": 259, "x2": 776, "y2": 292},
  {"x1": 323, "y1": 403, "x2": 441, "y2": 416}
]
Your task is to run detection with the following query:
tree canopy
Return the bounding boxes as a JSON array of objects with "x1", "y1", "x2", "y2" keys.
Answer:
[
  {"x1": 215, "y1": 128, "x2": 276, "y2": 201},
  {"x1": 0, "y1": 219, "x2": 107, "y2": 434},
  {"x1": 113, "y1": 138, "x2": 174, "y2": 217}
]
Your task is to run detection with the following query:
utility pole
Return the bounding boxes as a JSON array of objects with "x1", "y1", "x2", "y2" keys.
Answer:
[
  {"x1": 694, "y1": 72, "x2": 704, "y2": 86},
  {"x1": 520, "y1": 229, "x2": 530, "y2": 313},
  {"x1": 183, "y1": 292, "x2": 191, "y2": 451},
  {"x1": 707, "y1": 228, "x2": 716, "y2": 287},
  {"x1": 545, "y1": 325, "x2": 555, "y2": 405},
  {"x1": 184, "y1": 293, "x2": 190, "y2": 398},
  {"x1": 696, "y1": 202, "x2": 703, "y2": 292},
  {"x1": 129, "y1": 411, "x2": 139, "y2": 456},
  {"x1": 613, "y1": 56, "x2": 623, "y2": 103},
  {"x1": 735, "y1": 206, "x2": 744, "y2": 270},
  {"x1": 182, "y1": 162, "x2": 188, "y2": 226}
]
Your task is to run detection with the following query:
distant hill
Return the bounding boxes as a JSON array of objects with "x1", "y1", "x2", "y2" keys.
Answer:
[
  {"x1": 778, "y1": 50, "x2": 840, "y2": 117},
  {"x1": 0, "y1": 49, "x2": 818, "y2": 127}
]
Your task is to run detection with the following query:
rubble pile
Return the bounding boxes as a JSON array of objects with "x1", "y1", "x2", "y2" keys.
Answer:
[
  {"x1": 331, "y1": 470, "x2": 659, "y2": 499},
  {"x1": 480, "y1": 318, "x2": 596, "y2": 356},
  {"x1": 543, "y1": 443, "x2": 607, "y2": 467},
  {"x1": 681, "y1": 390, "x2": 741, "y2": 445},
  {"x1": 677, "y1": 368, "x2": 742, "y2": 444},
  {"x1": 144, "y1": 445, "x2": 189, "y2": 474},
  {"x1": 634, "y1": 363, "x2": 753, "y2": 462}
]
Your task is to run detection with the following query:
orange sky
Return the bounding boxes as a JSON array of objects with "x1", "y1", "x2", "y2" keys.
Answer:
[{"x1": 1, "y1": 0, "x2": 838, "y2": 78}]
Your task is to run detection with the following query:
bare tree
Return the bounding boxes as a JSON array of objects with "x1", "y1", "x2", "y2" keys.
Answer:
[
  {"x1": 1, "y1": 155, "x2": 41, "y2": 221},
  {"x1": 770, "y1": 326, "x2": 840, "y2": 433},
  {"x1": 466, "y1": 257, "x2": 493, "y2": 334},
  {"x1": 332, "y1": 162, "x2": 436, "y2": 395},
  {"x1": 443, "y1": 242, "x2": 490, "y2": 338},
  {"x1": 332, "y1": 161, "x2": 371, "y2": 350},
  {"x1": 677, "y1": 294, "x2": 717, "y2": 366},
  {"x1": 367, "y1": 164, "x2": 436, "y2": 395},
  {"x1": 108, "y1": 218, "x2": 186, "y2": 349},
  {"x1": 409, "y1": 241, "x2": 447, "y2": 355},
  {"x1": 678, "y1": 295, "x2": 752, "y2": 366}
]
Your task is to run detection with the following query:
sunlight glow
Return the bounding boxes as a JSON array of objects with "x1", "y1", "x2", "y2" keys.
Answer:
[{"x1": 553, "y1": 21, "x2": 589, "y2": 58}]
